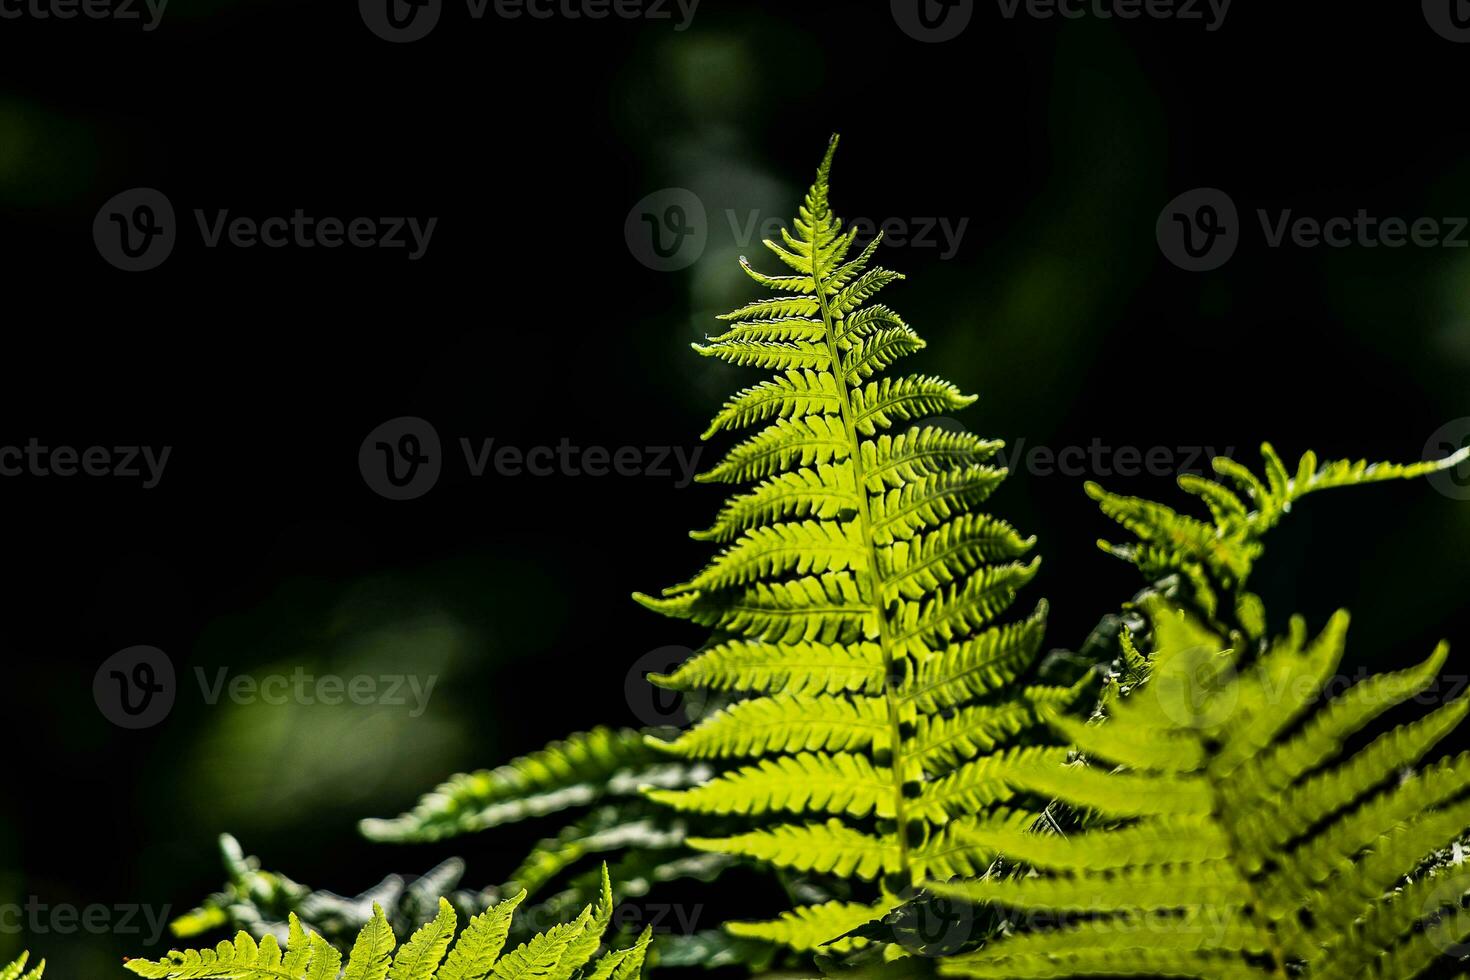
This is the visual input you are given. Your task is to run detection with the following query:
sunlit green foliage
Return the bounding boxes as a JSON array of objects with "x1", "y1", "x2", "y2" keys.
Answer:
[
  {"x1": 131, "y1": 869, "x2": 651, "y2": 980},
  {"x1": 931, "y1": 600, "x2": 1470, "y2": 980}
]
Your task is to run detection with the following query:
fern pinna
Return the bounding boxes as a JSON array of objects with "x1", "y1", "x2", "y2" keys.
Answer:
[
  {"x1": 0, "y1": 955, "x2": 41, "y2": 980},
  {"x1": 929, "y1": 599, "x2": 1470, "y2": 980},
  {"x1": 130, "y1": 868, "x2": 652, "y2": 980},
  {"x1": 631, "y1": 136, "x2": 1079, "y2": 953}
]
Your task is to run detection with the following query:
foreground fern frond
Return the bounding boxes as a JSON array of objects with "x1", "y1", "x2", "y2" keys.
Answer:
[
  {"x1": 130, "y1": 867, "x2": 651, "y2": 980},
  {"x1": 633, "y1": 136, "x2": 1082, "y2": 954},
  {"x1": 929, "y1": 599, "x2": 1470, "y2": 980},
  {"x1": 1088, "y1": 443, "x2": 1470, "y2": 636},
  {"x1": 354, "y1": 726, "x2": 722, "y2": 936}
]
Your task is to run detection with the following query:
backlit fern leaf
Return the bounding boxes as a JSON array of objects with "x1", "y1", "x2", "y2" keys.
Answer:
[
  {"x1": 359, "y1": 728, "x2": 662, "y2": 844},
  {"x1": 930, "y1": 599, "x2": 1470, "y2": 980},
  {"x1": 129, "y1": 873, "x2": 651, "y2": 980},
  {"x1": 0, "y1": 954, "x2": 42, "y2": 980},
  {"x1": 633, "y1": 136, "x2": 1079, "y2": 954},
  {"x1": 1087, "y1": 442, "x2": 1470, "y2": 636}
]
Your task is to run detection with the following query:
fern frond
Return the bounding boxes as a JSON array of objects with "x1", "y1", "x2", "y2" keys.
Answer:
[
  {"x1": 130, "y1": 874, "x2": 648, "y2": 980},
  {"x1": 1089, "y1": 442, "x2": 1470, "y2": 631},
  {"x1": 635, "y1": 136, "x2": 1074, "y2": 958},
  {"x1": 931, "y1": 599, "x2": 1470, "y2": 980}
]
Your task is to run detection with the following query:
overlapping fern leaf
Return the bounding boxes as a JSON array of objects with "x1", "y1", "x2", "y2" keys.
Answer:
[
  {"x1": 1087, "y1": 443, "x2": 1470, "y2": 638},
  {"x1": 351, "y1": 727, "x2": 727, "y2": 942},
  {"x1": 631, "y1": 136, "x2": 1085, "y2": 956},
  {"x1": 130, "y1": 867, "x2": 652, "y2": 980},
  {"x1": 929, "y1": 599, "x2": 1470, "y2": 980}
]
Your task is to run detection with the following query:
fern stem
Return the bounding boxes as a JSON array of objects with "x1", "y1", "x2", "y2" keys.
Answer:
[
  {"x1": 811, "y1": 251, "x2": 913, "y2": 885},
  {"x1": 1205, "y1": 769, "x2": 1291, "y2": 978}
]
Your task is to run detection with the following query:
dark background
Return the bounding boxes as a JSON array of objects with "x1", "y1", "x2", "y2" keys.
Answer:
[{"x1": 1, "y1": 0, "x2": 1468, "y2": 972}]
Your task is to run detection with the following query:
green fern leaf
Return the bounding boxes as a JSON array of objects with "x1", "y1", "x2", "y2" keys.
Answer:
[
  {"x1": 725, "y1": 899, "x2": 899, "y2": 953},
  {"x1": 0, "y1": 954, "x2": 43, "y2": 980},
  {"x1": 129, "y1": 875, "x2": 641, "y2": 980},
  {"x1": 930, "y1": 599, "x2": 1470, "y2": 980},
  {"x1": 359, "y1": 728, "x2": 659, "y2": 843},
  {"x1": 628, "y1": 133, "x2": 1085, "y2": 958}
]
